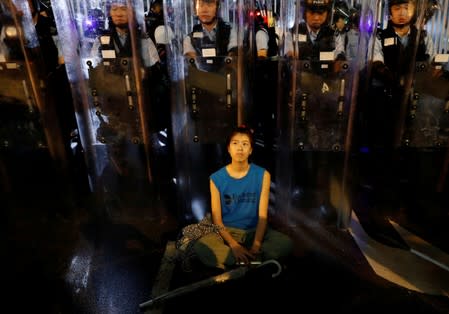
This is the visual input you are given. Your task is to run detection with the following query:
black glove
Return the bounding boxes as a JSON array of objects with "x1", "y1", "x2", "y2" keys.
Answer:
[{"x1": 372, "y1": 61, "x2": 395, "y2": 86}]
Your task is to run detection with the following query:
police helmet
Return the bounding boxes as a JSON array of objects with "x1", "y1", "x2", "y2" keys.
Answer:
[
  {"x1": 388, "y1": 0, "x2": 416, "y2": 13},
  {"x1": 105, "y1": 0, "x2": 128, "y2": 7},
  {"x1": 387, "y1": 0, "x2": 417, "y2": 25},
  {"x1": 193, "y1": 0, "x2": 221, "y2": 16},
  {"x1": 333, "y1": 1, "x2": 349, "y2": 18},
  {"x1": 194, "y1": 0, "x2": 221, "y2": 7},
  {"x1": 388, "y1": 0, "x2": 415, "y2": 9},
  {"x1": 302, "y1": 0, "x2": 332, "y2": 13},
  {"x1": 104, "y1": 0, "x2": 128, "y2": 15}
]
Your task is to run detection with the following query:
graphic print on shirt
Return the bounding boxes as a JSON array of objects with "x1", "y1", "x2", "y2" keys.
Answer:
[{"x1": 223, "y1": 192, "x2": 257, "y2": 207}]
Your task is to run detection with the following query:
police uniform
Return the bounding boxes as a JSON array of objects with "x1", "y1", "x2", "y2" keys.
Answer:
[
  {"x1": 183, "y1": 18, "x2": 237, "y2": 57},
  {"x1": 371, "y1": 24, "x2": 435, "y2": 87},
  {"x1": 91, "y1": 29, "x2": 160, "y2": 67},
  {"x1": 255, "y1": 27, "x2": 282, "y2": 58},
  {"x1": 360, "y1": 0, "x2": 440, "y2": 224},
  {"x1": 254, "y1": 9, "x2": 281, "y2": 59},
  {"x1": 285, "y1": 0, "x2": 348, "y2": 222},
  {"x1": 285, "y1": 21, "x2": 346, "y2": 61}
]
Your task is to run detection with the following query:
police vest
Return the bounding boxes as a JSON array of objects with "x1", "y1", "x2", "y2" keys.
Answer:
[
  {"x1": 189, "y1": 18, "x2": 231, "y2": 57},
  {"x1": 293, "y1": 22, "x2": 336, "y2": 61},
  {"x1": 377, "y1": 24, "x2": 428, "y2": 78},
  {"x1": 257, "y1": 24, "x2": 279, "y2": 58},
  {"x1": 99, "y1": 27, "x2": 143, "y2": 58}
]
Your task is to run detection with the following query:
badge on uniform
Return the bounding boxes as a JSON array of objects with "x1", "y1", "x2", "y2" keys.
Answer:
[
  {"x1": 384, "y1": 37, "x2": 395, "y2": 47},
  {"x1": 202, "y1": 48, "x2": 216, "y2": 57},
  {"x1": 296, "y1": 34, "x2": 307, "y2": 42},
  {"x1": 100, "y1": 36, "x2": 111, "y2": 45},
  {"x1": 319, "y1": 51, "x2": 334, "y2": 61},
  {"x1": 102, "y1": 50, "x2": 116, "y2": 59},
  {"x1": 434, "y1": 54, "x2": 449, "y2": 63}
]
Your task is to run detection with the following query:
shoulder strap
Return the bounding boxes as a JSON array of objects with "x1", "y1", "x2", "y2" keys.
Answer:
[{"x1": 216, "y1": 18, "x2": 231, "y2": 55}]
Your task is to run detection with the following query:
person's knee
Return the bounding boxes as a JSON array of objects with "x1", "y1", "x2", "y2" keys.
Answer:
[
  {"x1": 264, "y1": 232, "x2": 294, "y2": 260},
  {"x1": 282, "y1": 236, "x2": 294, "y2": 256},
  {"x1": 193, "y1": 240, "x2": 219, "y2": 268},
  {"x1": 193, "y1": 239, "x2": 235, "y2": 269}
]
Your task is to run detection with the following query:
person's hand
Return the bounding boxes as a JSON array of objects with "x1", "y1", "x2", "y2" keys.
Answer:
[
  {"x1": 333, "y1": 60, "x2": 345, "y2": 73},
  {"x1": 431, "y1": 67, "x2": 443, "y2": 79},
  {"x1": 249, "y1": 242, "x2": 261, "y2": 256},
  {"x1": 230, "y1": 242, "x2": 255, "y2": 265},
  {"x1": 381, "y1": 67, "x2": 395, "y2": 86},
  {"x1": 372, "y1": 61, "x2": 395, "y2": 86},
  {"x1": 185, "y1": 51, "x2": 197, "y2": 61},
  {"x1": 257, "y1": 49, "x2": 268, "y2": 59}
]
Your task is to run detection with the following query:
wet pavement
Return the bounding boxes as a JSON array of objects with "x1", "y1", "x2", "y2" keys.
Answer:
[{"x1": 3, "y1": 148, "x2": 449, "y2": 314}]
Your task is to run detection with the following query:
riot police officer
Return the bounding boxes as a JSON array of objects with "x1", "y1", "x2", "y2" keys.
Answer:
[
  {"x1": 286, "y1": 0, "x2": 346, "y2": 62},
  {"x1": 183, "y1": 0, "x2": 237, "y2": 70},
  {"x1": 371, "y1": 0, "x2": 435, "y2": 95},
  {"x1": 146, "y1": 0, "x2": 174, "y2": 52},
  {"x1": 285, "y1": 0, "x2": 348, "y2": 224},
  {"x1": 146, "y1": 0, "x2": 164, "y2": 44},
  {"x1": 91, "y1": 0, "x2": 160, "y2": 68},
  {"x1": 254, "y1": 2, "x2": 280, "y2": 60},
  {"x1": 332, "y1": 1, "x2": 360, "y2": 62},
  {"x1": 88, "y1": 0, "x2": 168, "y2": 213},
  {"x1": 360, "y1": 0, "x2": 441, "y2": 227},
  {"x1": 362, "y1": 0, "x2": 437, "y2": 148}
]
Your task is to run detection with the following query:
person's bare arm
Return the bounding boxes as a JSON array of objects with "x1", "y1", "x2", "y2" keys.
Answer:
[
  {"x1": 250, "y1": 170, "x2": 270, "y2": 255},
  {"x1": 210, "y1": 179, "x2": 254, "y2": 263}
]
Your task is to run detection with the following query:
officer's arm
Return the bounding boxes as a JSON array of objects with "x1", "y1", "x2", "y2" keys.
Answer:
[
  {"x1": 227, "y1": 27, "x2": 238, "y2": 56},
  {"x1": 334, "y1": 33, "x2": 346, "y2": 61},
  {"x1": 283, "y1": 32, "x2": 294, "y2": 58},
  {"x1": 146, "y1": 37, "x2": 160, "y2": 67},
  {"x1": 425, "y1": 33, "x2": 436, "y2": 63},
  {"x1": 183, "y1": 35, "x2": 196, "y2": 58},
  {"x1": 369, "y1": 35, "x2": 384, "y2": 63},
  {"x1": 256, "y1": 29, "x2": 269, "y2": 59}
]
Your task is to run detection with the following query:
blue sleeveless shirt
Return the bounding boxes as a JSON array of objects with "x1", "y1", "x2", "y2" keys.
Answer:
[{"x1": 210, "y1": 164, "x2": 265, "y2": 229}]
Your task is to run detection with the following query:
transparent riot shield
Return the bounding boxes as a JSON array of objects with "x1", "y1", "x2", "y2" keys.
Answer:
[
  {"x1": 184, "y1": 56, "x2": 238, "y2": 143},
  {"x1": 394, "y1": 1, "x2": 449, "y2": 149},
  {"x1": 275, "y1": 0, "x2": 376, "y2": 228},
  {"x1": 0, "y1": 0, "x2": 71, "y2": 197},
  {"x1": 394, "y1": 0, "x2": 449, "y2": 252},
  {"x1": 164, "y1": 0, "x2": 248, "y2": 222},
  {"x1": 403, "y1": 57, "x2": 449, "y2": 148},
  {"x1": 250, "y1": 0, "x2": 282, "y2": 164},
  {"x1": 353, "y1": 0, "x2": 449, "y2": 257},
  {"x1": 51, "y1": 0, "x2": 164, "y2": 220},
  {"x1": 407, "y1": 59, "x2": 449, "y2": 147}
]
